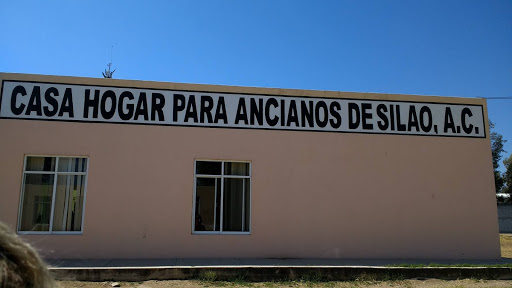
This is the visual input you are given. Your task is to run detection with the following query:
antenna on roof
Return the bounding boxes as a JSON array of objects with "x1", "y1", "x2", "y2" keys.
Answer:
[{"x1": 102, "y1": 45, "x2": 116, "y2": 79}]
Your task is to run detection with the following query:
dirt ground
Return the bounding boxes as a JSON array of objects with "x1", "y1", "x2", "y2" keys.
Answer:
[
  {"x1": 55, "y1": 235, "x2": 512, "y2": 288},
  {"x1": 56, "y1": 279, "x2": 512, "y2": 288},
  {"x1": 501, "y1": 234, "x2": 512, "y2": 258}
]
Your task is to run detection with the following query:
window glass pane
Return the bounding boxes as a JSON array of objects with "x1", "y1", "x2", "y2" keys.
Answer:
[
  {"x1": 196, "y1": 161, "x2": 222, "y2": 175},
  {"x1": 224, "y1": 162, "x2": 249, "y2": 176},
  {"x1": 58, "y1": 157, "x2": 88, "y2": 172},
  {"x1": 19, "y1": 174, "x2": 54, "y2": 231},
  {"x1": 52, "y1": 175, "x2": 86, "y2": 231},
  {"x1": 215, "y1": 178, "x2": 221, "y2": 231},
  {"x1": 195, "y1": 178, "x2": 219, "y2": 231},
  {"x1": 26, "y1": 157, "x2": 55, "y2": 172},
  {"x1": 244, "y1": 179, "x2": 250, "y2": 232},
  {"x1": 223, "y1": 178, "x2": 244, "y2": 231}
]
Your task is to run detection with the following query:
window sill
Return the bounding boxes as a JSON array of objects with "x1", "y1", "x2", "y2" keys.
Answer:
[
  {"x1": 17, "y1": 231, "x2": 83, "y2": 235},
  {"x1": 192, "y1": 231, "x2": 251, "y2": 235}
]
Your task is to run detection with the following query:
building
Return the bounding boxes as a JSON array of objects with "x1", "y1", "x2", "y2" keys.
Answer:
[{"x1": 0, "y1": 73, "x2": 500, "y2": 260}]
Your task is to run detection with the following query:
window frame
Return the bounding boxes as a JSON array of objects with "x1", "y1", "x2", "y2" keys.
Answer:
[
  {"x1": 192, "y1": 159, "x2": 252, "y2": 235},
  {"x1": 17, "y1": 155, "x2": 89, "y2": 235}
]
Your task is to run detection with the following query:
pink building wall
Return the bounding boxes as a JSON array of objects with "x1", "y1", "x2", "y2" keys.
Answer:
[{"x1": 0, "y1": 73, "x2": 500, "y2": 260}]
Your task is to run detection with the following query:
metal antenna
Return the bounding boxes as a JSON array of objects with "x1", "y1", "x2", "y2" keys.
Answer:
[{"x1": 102, "y1": 45, "x2": 116, "y2": 78}]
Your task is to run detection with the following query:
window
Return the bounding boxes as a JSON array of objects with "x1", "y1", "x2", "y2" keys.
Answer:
[
  {"x1": 18, "y1": 156, "x2": 88, "y2": 234},
  {"x1": 193, "y1": 160, "x2": 251, "y2": 234}
]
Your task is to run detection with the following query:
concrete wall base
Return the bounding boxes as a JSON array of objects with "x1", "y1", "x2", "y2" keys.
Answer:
[{"x1": 50, "y1": 266, "x2": 512, "y2": 282}]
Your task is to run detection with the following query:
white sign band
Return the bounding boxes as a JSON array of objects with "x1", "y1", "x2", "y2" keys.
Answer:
[{"x1": 0, "y1": 81, "x2": 486, "y2": 138}]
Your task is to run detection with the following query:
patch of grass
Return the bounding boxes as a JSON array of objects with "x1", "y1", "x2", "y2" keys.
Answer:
[
  {"x1": 263, "y1": 279, "x2": 336, "y2": 288},
  {"x1": 299, "y1": 271, "x2": 326, "y2": 282},
  {"x1": 276, "y1": 280, "x2": 298, "y2": 287},
  {"x1": 233, "y1": 270, "x2": 247, "y2": 281},
  {"x1": 354, "y1": 272, "x2": 378, "y2": 284},
  {"x1": 200, "y1": 271, "x2": 253, "y2": 287},
  {"x1": 386, "y1": 263, "x2": 512, "y2": 268},
  {"x1": 207, "y1": 282, "x2": 229, "y2": 287},
  {"x1": 501, "y1": 234, "x2": 512, "y2": 258},
  {"x1": 396, "y1": 280, "x2": 413, "y2": 288},
  {"x1": 351, "y1": 271, "x2": 406, "y2": 283},
  {"x1": 231, "y1": 270, "x2": 254, "y2": 286},
  {"x1": 199, "y1": 269, "x2": 218, "y2": 282},
  {"x1": 321, "y1": 282, "x2": 336, "y2": 287}
]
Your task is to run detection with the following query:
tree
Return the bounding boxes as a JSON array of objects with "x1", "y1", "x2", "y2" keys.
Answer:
[
  {"x1": 102, "y1": 63, "x2": 115, "y2": 79},
  {"x1": 491, "y1": 121, "x2": 507, "y2": 193},
  {"x1": 503, "y1": 154, "x2": 512, "y2": 194}
]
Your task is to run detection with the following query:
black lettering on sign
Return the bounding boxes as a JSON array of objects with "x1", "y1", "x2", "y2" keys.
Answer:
[
  {"x1": 44, "y1": 87, "x2": 59, "y2": 117},
  {"x1": 11, "y1": 85, "x2": 27, "y2": 115},
  {"x1": 184, "y1": 95, "x2": 198, "y2": 123},
  {"x1": 26, "y1": 86, "x2": 42, "y2": 116},
  {"x1": 173, "y1": 94, "x2": 186, "y2": 122},
  {"x1": 250, "y1": 98, "x2": 264, "y2": 125},
  {"x1": 118, "y1": 91, "x2": 134, "y2": 121},
  {"x1": 265, "y1": 98, "x2": 279, "y2": 127},
  {"x1": 151, "y1": 93, "x2": 165, "y2": 121},
  {"x1": 361, "y1": 103, "x2": 373, "y2": 130},
  {"x1": 329, "y1": 102, "x2": 342, "y2": 129},
  {"x1": 58, "y1": 88, "x2": 74, "y2": 117},
  {"x1": 444, "y1": 107, "x2": 456, "y2": 133},
  {"x1": 389, "y1": 104, "x2": 395, "y2": 131},
  {"x1": 135, "y1": 93, "x2": 149, "y2": 121},
  {"x1": 301, "y1": 101, "x2": 314, "y2": 128},
  {"x1": 407, "y1": 106, "x2": 419, "y2": 132},
  {"x1": 376, "y1": 104, "x2": 389, "y2": 130},
  {"x1": 280, "y1": 99, "x2": 286, "y2": 126},
  {"x1": 100, "y1": 90, "x2": 116, "y2": 120},
  {"x1": 214, "y1": 96, "x2": 227, "y2": 124},
  {"x1": 461, "y1": 108, "x2": 473, "y2": 134},
  {"x1": 84, "y1": 89, "x2": 99, "y2": 119},
  {"x1": 348, "y1": 103, "x2": 360, "y2": 129},
  {"x1": 235, "y1": 98, "x2": 248, "y2": 125},
  {"x1": 315, "y1": 101, "x2": 328, "y2": 128},
  {"x1": 419, "y1": 106, "x2": 432, "y2": 132},
  {"x1": 287, "y1": 100, "x2": 299, "y2": 127},
  {"x1": 395, "y1": 105, "x2": 406, "y2": 132},
  {"x1": 200, "y1": 96, "x2": 214, "y2": 124}
]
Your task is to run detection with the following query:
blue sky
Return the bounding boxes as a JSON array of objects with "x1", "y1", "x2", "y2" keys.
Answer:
[{"x1": 1, "y1": 0, "x2": 511, "y2": 169}]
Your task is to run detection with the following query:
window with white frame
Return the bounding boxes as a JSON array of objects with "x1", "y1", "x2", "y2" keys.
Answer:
[
  {"x1": 193, "y1": 160, "x2": 251, "y2": 233},
  {"x1": 18, "y1": 156, "x2": 88, "y2": 233}
]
